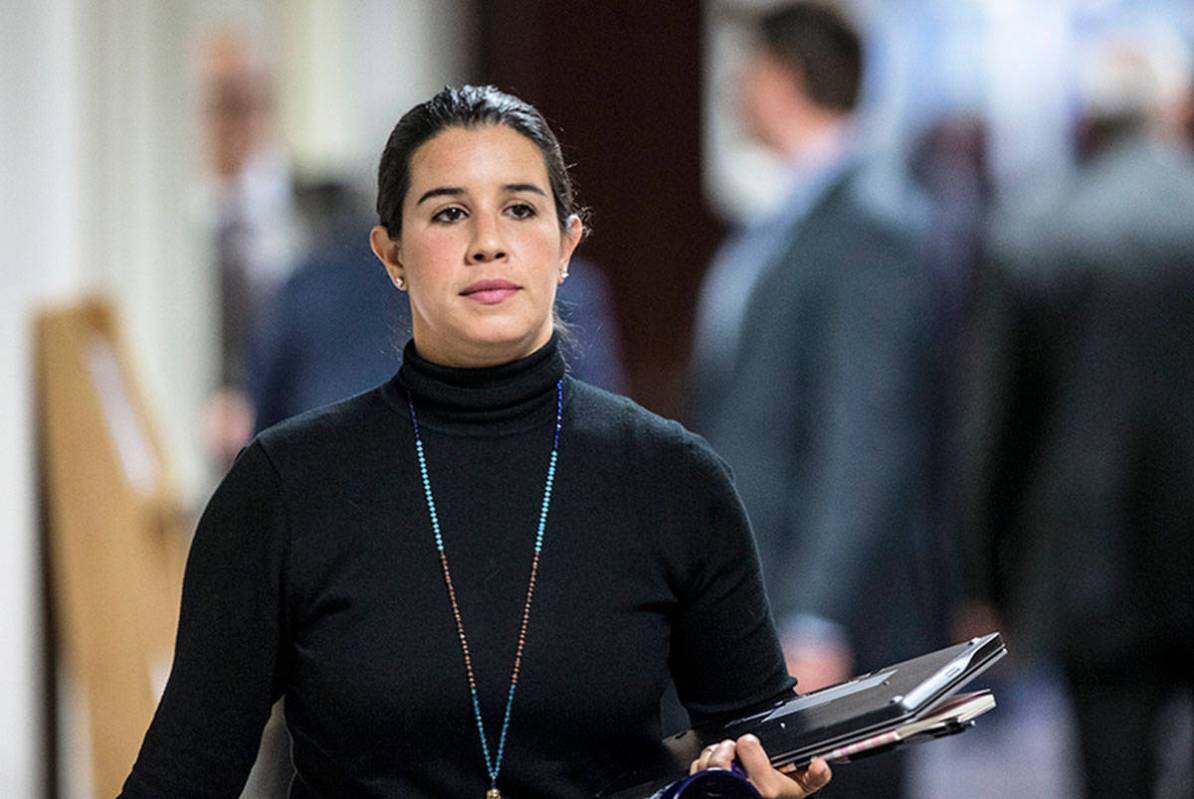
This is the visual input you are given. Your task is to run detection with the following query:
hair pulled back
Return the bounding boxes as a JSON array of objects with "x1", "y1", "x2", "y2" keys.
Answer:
[{"x1": 376, "y1": 85, "x2": 578, "y2": 237}]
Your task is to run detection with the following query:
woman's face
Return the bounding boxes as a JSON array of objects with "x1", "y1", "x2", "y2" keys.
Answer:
[{"x1": 371, "y1": 124, "x2": 582, "y2": 368}]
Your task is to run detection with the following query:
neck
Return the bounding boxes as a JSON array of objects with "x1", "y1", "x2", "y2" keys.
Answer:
[
  {"x1": 773, "y1": 112, "x2": 849, "y2": 163},
  {"x1": 390, "y1": 332, "x2": 566, "y2": 434}
]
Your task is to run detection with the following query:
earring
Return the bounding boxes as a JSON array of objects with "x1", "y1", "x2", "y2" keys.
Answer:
[
  {"x1": 394, "y1": 275, "x2": 407, "y2": 291},
  {"x1": 558, "y1": 265, "x2": 570, "y2": 283}
]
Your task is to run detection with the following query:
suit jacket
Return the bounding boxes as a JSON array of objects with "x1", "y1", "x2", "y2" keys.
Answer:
[
  {"x1": 957, "y1": 136, "x2": 1194, "y2": 670},
  {"x1": 707, "y1": 167, "x2": 947, "y2": 672},
  {"x1": 248, "y1": 232, "x2": 408, "y2": 434}
]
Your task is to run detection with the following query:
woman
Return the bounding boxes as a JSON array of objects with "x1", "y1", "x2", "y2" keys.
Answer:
[{"x1": 121, "y1": 85, "x2": 830, "y2": 798}]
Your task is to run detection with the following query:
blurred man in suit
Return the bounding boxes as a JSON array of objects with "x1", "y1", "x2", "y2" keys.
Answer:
[
  {"x1": 956, "y1": 24, "x2": 1194, "y2": 798},
  {"x1": 696, "y1": 4, "x2": 945, "y2": 797},
  {"x1": 198, "y1": 32, "x2": 304, "y2": 467}
]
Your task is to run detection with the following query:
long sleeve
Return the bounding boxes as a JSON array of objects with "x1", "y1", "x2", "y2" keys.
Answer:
[
  {"x1": 121, "y1": 441, "x2": 290, "y2": 798},
  {"x1": 776, "y1": 243, "x2": 934, "y2": 627},
  {"x1": 670, "y1": 440, "x2": 796, "y2": 723}
]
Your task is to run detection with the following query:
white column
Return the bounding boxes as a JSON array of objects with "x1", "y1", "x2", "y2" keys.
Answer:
[{"x1": 0, "y1": 0, "x2": 83, "y2": 795}]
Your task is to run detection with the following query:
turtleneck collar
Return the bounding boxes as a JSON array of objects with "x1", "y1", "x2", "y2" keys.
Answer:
[{"x1": 383, "y1": 333, "x2": 567, "y2": 435}]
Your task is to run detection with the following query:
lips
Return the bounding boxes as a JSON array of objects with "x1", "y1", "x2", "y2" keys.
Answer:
[{"x1": 460, "y1": 279, "x2": 520, "y2": 305}]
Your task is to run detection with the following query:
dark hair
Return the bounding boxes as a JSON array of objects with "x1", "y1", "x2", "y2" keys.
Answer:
[
  {"x1": 758, "y1": 2, "x2": 863, "y2": 112},
  {"x1": 376, "y1": 85, "x2": 578, "y2": 237}
]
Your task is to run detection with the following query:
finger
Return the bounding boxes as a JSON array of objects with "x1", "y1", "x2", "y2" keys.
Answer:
[
  {"x1": 690, "y1": 744, "x2": 718, "y2": 775},
  {"x1": 706, "y1": 739, "x2": 738, "y2": 771},
  {"x1": 793, "y1": 757, "x2": 832, "y2": 793},
  {"x1": 695, "y1": 743, "x2": 719, "y2": 774},
  {"x1": 736, "y1": 734, "x2": 827, "y2": 798},
  {"x1": 734, "y1": 734, "x2": 781, "y2": 791}
]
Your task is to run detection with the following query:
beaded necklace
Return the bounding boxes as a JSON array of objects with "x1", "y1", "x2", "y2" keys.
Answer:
[{"x1": 406, "y1": 379, "x2": 563, "y2": 799}]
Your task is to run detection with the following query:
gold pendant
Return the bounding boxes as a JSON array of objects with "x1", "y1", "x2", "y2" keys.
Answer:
[{"x1": 486, "y1": 789, "x2": 501, "y2": 799}]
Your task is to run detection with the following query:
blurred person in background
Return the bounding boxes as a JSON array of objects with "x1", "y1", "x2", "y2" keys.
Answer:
[
  {"x1": 694, "y1": 3, "x2": 946, "y2": 797},
  {"x1": 196, "y1": 30, "x2": 307, "y2": 798},
  {"x1": 955, "y1": 22, "x2": 1194, "y2": 798},
  {"x1": 552, "y1": 256, "x2": 627, "y2": 394},
  {"x1": 907, "y1": 116, "x2": 992, "y2": 361},
  {"x1": 906, "y1": 115, "x2": 994, "y2": 567},
  {"x1": 198, "y1": 31, "x2": 305, "y2": 466},
  {"x1": 248, "y1": 181, "x2": 409, "y2": 435}
]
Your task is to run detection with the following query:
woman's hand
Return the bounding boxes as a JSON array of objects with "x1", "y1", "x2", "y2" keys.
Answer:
[{"x1": 688, "y1": 735, "x2": 831, "y2": 798}]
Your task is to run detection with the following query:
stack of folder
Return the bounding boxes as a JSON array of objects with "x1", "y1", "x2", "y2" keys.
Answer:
[{"x1": 598, "y1": 633, "x2": 1007, "y2": 798}]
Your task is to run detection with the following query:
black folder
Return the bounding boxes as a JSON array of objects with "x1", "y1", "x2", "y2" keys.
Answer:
[{"x1": 597, "y1": 633, "x2": 1007, "y2": 799}]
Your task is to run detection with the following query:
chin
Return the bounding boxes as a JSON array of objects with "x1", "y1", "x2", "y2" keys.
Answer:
[{"x1": 462, "y1": 322, "x2": 547, "y2": 355}]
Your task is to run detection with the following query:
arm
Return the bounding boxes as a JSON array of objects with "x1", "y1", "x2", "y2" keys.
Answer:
[
  {"x1": 668, "y1": 440, "x2": 794, "y2": 721},
  {"x1": 774, "y1": 242, "x2": 935, "y2": 647},
  {"x1": 670, "y1": 442, "x2": 832, "y2": 798},
  {"x1": 120, "y1": 442, "x2": 290, "y2": 798}
]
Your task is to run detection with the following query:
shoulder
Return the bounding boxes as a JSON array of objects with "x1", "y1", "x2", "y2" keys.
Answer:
[
  {"x1": 830, "y1": 188, "x2": 924, "y2": 271},
  {"x1": 253, "y1": 382, "x2": 396, "y2": 474},
  {"x1": 994, "y1": 143, "x2": 1194, "y2": 279},
  {"x1": 564, "y1": 378, "x2": 732, "y2": 482},
  {"x1": 776, "y1": 171, "x2": 926, "y2": 289},
  {"x1": 768, "y1": 184, "x2": 930, "y2": 317}
]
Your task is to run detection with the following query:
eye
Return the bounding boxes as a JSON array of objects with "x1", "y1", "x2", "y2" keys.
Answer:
[
  {"x1": 505, "y1": 202, "x2": 537, "y2": 220},
  {"x1": 431, "y1": 206, "x2": 467, "y2": 224}
]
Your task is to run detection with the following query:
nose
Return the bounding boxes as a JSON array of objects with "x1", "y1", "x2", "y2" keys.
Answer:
[{"x1": 467, "y1": 213, "x2": 508, "y2": 264}]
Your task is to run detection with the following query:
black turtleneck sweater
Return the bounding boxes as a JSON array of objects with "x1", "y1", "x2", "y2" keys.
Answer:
[{"x1": 121, "y1": 336, "x2": 794, "y2": 798}]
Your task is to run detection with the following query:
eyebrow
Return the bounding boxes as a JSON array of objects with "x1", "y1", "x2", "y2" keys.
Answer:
[
  {"x1": 416, "y1": 187, "x2": 463, "y2": 205},
  {"x1": 415, "y1": 183, "x2": 547, "y2": 205},
  {"x1": 504, "y1": 183, "x2": 547, "y2": 197}
]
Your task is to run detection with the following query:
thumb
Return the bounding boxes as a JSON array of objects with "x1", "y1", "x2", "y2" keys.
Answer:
[
  {"x1": 736, "y1": 734, "x2": 832, "y2": 797},
  {"x1": 794, "y1": 758, "x2": 832, "y2": 794},
  {"x1": 734, "y1": 734, "x2": 772, "y2": 776}
]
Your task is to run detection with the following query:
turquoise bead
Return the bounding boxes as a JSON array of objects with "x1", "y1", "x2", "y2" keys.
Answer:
[{"x1": 405, "y1": 379, "x2": 563, "y2": 787}]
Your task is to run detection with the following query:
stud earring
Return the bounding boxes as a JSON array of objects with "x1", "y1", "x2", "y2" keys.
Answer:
[{"x1": 394, "y1": 275, "x2": 407, "y2": 291}]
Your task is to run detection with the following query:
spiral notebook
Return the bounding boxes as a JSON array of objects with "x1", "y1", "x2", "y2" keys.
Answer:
[{"x1": 597, "y1": 633, "x2": 1006, "y2": 799}]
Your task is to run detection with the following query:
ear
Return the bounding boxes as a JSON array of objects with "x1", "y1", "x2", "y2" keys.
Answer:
[
  {"x1": 370, "y1": 225, "x2": 405, "y2": 287},
  {"x1": 558, "y1": 214, "x2": 584, "y2": 274}
]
